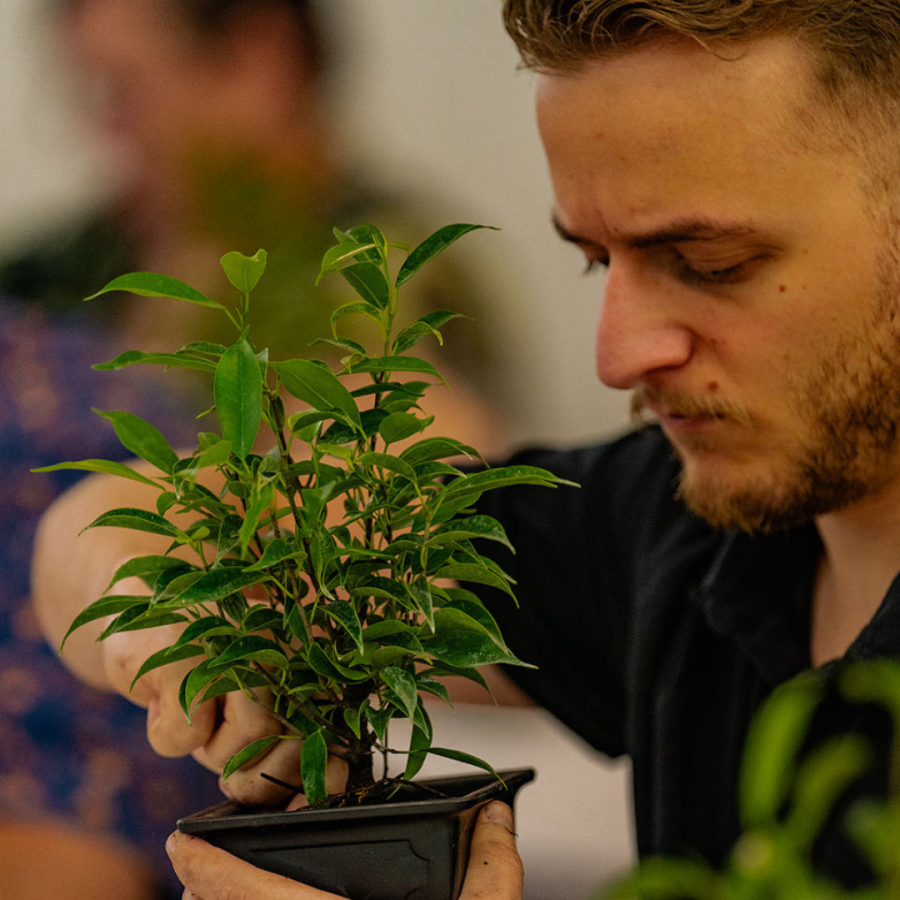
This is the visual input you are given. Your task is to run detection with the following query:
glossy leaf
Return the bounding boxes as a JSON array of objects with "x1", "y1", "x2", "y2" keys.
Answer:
[
  {"x1": 93, "y1": 350, "x2": 216, "y2": 373},
  {"x1": 61, "y1": 595, "x2": 150, "y2": 650},
  {"x1": 392, "y1": 311, "x2": 464, "y2": 355},
  {"x1": 209, "y1": 635, "x2": 288, "y2": 671},
  {"x1": 404, "y1": 709, "x2": 433, "y2": 781},
  {"x1": 424, "y1": 746, "x2": 500, "y2": 781},
  {"x1": 273, "y1": 360, "x2": 361, "y2": 429},
  {"x1": 396, "y1": 224, "x2": 497, "y2": 287},
  {"x1": 223, "y1": 734, "x2": 282, "y2": 781},
  {"x1": 221, "y1": 249, "x2": 267, "y2": 293},
  {"x1": 81, "y1": 507, "x2": 180, "y2": 539},
  {"x1": 245, "y1": 538, "x2": 305, "y2": 571},
  {"x1": 434, "y1": 562, "x2": 515, "y2": 597},
  {"x1": 130, "y1": 644, "x2": 206, "y2": 690},
  {"x1": 326, "y1": 599, "x2": 364, "y2": 652},
  {"x1": 315, "y1": 241, "x2": 379, "y2": 284},
  {"x1": 382, "y1": 666, "x2": 418, "y2": 719},
  {"x1": 85, "y1": 271, "x2": 225, "y2": 309},
  {"x1": 161, "y1": 567, "x2": 267, "y2": 608},
  {"x1": 95, "y1": 409, "x2": 180, "y2": 473},
  {"x1": 214, "y1": 337, "x2": 262, "y2": 460},
  {"x1": 106, "y1": 555, "x2": 195, "y2": 592},
  {"x1": 32, "y1": 458, "x2": 161, "y2": 489},
  {"x1": 301, "y1": 731, "x2": 328, "y2": 804},
  {"x1": 340, "y1": 261, "x2": 390, "y2": 310},
  {"x1": 400, "y1": 436, "x2": 479, "y2": 465},
  {"x1": 429, "y1": 515, "x2": 513, "y2": 552},
  {"x1": 346, "y1": 355, "x2": 444, "y2": 382},
  {"x1": 378, "y1": 412, "x2": 427, "y2": 445}
]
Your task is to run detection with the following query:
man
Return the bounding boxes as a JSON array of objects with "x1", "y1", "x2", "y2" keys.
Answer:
[{"x1": 33, "y1": 0, "x2": 900, "y2": 896}]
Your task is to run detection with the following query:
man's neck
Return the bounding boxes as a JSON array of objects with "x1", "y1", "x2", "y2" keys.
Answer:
[{"x1": 811, "y1": 483, "x2": 900, "y2": 666}]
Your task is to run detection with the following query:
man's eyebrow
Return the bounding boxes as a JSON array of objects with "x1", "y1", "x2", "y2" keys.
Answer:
[{"x1": 551, "y1": 215, "x2": 758, "y2": 249}]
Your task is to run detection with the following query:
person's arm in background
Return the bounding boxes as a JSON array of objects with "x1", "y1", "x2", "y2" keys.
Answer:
[{"x1": 166, "y1": 801, "x2": 524, "y2": 900}]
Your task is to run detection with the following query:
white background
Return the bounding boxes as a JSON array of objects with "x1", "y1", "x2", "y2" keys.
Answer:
[{"x1": 0, "y1": 1, "x2": 636, "y2": 896}]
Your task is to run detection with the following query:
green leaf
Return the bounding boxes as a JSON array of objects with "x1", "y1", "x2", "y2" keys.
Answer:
[
  {"x1": 326, "y1": 599, "x2": 364, "y2": 652},
  {"x1": 316, "y1": 241, "x2": 379, "y2": 284},
  {"x1": 392, "y1": 311, "x2": 464, "y2": 355},
  {"x1": 425, "y1": 747, "x2": 500, "y2": 782},
  {"x1": 434, "y1": 562, "x2": 515, "y2": 598},
  {"x1": 32, "y1": 459, "x2": 161, "y2": 489},
  {"x1": 208, "y1": 635, "x2": 288, "y2": 671},
  {"x1": 61, "y1": 595, "x2": 150, "y2": 650},
  {"x1": 95, "y1": 409, "x2": 180, "y2": 474},
  {"x1": 330, "y1": 301, "x2": 382, "y2": 333},
  {"x1": 346, "y1": 356, "x2": 444, "y2": 382},
  {"x1": 382, "y1": 666, "x2": 418, "y2": 719},
  {"x1": 85, "y1": 272, "x2": 225, "y2": 310},
  {"x1": 340, "y1": 261, "x2": 390, "y2": 310},
  {"x1": 301, "y1": 731, "x2": 328, "y2": 804},
  {"x1": 245, "y1": 538, "x2": 305, "y2": 571},
  {"x1": 99, "y1": 605, "x2": 187, "y2": 640},
  {"x1": 214, "y1": 336, "x2": 262, "y2": 460},
  {"x1": 161, "y1": 567, "x2": 267, "y2": 608},
  {"x1": 273, "y1": 360, "x2": 361, "y2": 429},
  {"x1": 221, "y1": 249, "x2": 267, "y2": 293},
  {"x1": 365, "y1": 705, "x2": 394, "y2": 744},
  {"x1": 440, "y1": 465, "x2": 577, "y2": 506},
  {"x1": 378, "y1": 412, "x2": 428, "y2": 445},
  {"x1": 92, "y1": 350, "x2": 216, "y2": 373},
  {"x1": 396, "y1": 224, "x2": 498, "y2": 287},
  {"x1": 172, "y1": 615, "x2": 239, "y2": 647},
  {"x1": 307, "y1": 644, "x2": 370, "y2": 682},
  {"x1": 106, "y1": 555, "x2": 195, "y2": 592},
  {"x1": 739, "y1": 673, "x2": 824, "y2": 829},
  {"x1": 404, "y1": 708, "x2": 433, "y2": 781},
  {"x1": 422, "y1": 608, "x2": 533, "y2": 668},
  {"x1": 81, "y1": 507, "x2": 180, "y2": 539},
  {"x1": 429, "y1": 515, "x2": 514, "y2": 552},
  {"x1": 356, "y1": 451, "x2": 418, "y2": 485},
  {"x1": 343, "y1": 706, "x2": 363, "y2": 739},
  {"x1": 400, "y1": 437, "x2": 480, "y2": 465},
  {"x1": 130, "y1": 644, "x2": 206, "y2": 691},
  {"x1": 223, "y1": 734, "x2": 283, "y2": 781}
]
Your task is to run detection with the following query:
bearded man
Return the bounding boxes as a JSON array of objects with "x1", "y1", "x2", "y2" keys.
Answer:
[{"x1": 32, "y1": 2, "x2": 900, "y2": 898}]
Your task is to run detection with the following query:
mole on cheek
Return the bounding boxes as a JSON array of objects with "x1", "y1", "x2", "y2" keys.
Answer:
[
  {"x1": 708, "y1": 381, "x2": 720, "y2": 393},
  {"x1": 778, "y1": 285, "x2": 787, "y2": 293}
]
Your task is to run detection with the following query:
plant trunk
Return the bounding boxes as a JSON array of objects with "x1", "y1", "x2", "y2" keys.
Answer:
[{"x1": 345, "y1": 750, "x2": 375, "y2": 793}]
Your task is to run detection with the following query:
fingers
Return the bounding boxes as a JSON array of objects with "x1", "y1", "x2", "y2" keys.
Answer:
[
  {"x1": 167, "y1": 831, "x2": 344, "y2": 900},
  {"x1": 284, "y1": 755, "x2": 349, "y2": 810},
  {"x1": 460, "y1": 802, "x2": 524, "y2": 900}
]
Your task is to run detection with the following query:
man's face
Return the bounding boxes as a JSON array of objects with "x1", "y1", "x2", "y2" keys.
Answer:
[{"x1": 537, "y1": 36, "x2": 900, "y2": 532}]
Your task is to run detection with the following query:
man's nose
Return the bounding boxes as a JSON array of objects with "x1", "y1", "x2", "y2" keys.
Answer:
[{"x1": 594, "y1": 266, "x2": 694, "y2": 389}]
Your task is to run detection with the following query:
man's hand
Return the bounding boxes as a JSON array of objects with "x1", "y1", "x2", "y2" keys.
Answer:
[
  {"x1": 105, "y1": 623, "x2": 349, "y2": 807},
  {"x1": 166, "y1": 801, "x2": 524, "y2": 900}
]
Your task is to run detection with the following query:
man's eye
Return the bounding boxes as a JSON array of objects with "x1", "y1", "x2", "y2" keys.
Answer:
[{"x1": 677, "y1": 262, "x2": 746, "y2": 286}]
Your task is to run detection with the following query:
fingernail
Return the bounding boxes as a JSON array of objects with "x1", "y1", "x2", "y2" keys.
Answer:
[{"x1": 481, "y1": 800, "x2": 514, "y2": 829}]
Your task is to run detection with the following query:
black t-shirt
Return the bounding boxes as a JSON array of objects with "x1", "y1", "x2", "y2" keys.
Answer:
[{"x1": 475, "y1": 427, "x2": 900, "y2": 885}]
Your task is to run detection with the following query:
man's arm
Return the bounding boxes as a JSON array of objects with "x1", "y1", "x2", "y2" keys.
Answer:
[
  {"x1": 31, "y1": 466, "x2": 315, "y2": 804},
  {"x1": 166, "y1": 801, "x2": 524, "y2": 900}
]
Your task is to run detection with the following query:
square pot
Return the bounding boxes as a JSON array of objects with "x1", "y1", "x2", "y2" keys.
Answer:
[{"x1": 177, "y1": 767, "x2": 534, "y2": 900}]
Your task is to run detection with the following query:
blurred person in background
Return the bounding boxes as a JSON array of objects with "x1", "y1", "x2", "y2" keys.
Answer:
[{"x1": 1, "y1": 1, "x2": 502, "y2": 897}]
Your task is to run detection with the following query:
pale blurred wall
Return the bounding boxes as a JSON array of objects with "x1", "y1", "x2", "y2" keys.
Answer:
[{"x1": 0, "y1": 1, "x2": 636, "y2": 896}]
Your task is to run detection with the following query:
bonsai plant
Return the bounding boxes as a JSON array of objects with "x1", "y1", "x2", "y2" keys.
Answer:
[{"x1": 39, "y1": 222, "x2": 571, "y2": 898}]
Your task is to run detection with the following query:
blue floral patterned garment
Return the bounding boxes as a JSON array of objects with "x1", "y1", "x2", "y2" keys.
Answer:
[{"x1": 0, "y1": 297, "x2": 223, "y2": 896}]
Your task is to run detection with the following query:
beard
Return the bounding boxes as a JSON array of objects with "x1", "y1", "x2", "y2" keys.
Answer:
[{"x1": 632, "y1": 263, "x2": 900, "y2": 534}]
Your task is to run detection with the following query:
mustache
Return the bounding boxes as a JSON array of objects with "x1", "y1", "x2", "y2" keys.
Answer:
[{"x1": 631, "y1": 386, "x2": 753, "y2": 427}]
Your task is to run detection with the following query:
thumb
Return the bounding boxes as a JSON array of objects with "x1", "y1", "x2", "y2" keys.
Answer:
[{"x1": 460, "y1": 802, "x2": 524, "y2": 900}]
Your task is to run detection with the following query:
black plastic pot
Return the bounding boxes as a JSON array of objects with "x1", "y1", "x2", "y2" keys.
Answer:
[{"x1": 177, "y1": 767, "x2": 534, "y2": 900}]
